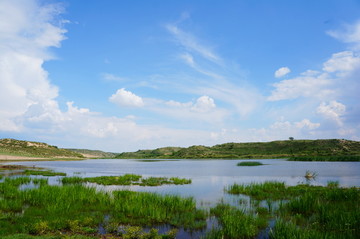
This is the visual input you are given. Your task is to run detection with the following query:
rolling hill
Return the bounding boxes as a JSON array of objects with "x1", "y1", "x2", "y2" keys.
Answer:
[{"x1": 115, "y1": 139, "x2": 360, "y2": 160}]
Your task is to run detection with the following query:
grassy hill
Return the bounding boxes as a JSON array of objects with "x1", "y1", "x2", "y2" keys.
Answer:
[
  {"x1": 67, "y1": 148, "x2": 117, "y2": 159},
  {"x1": 0, "y1": 138, "x2": 84, "y2": 159},
  {"x1": 115, "y1": 139, "x2": 360, "y2": 160}
]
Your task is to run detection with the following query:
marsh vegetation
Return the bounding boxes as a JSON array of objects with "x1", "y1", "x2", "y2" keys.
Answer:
[
  {"x1": 1, "y1": 160, "x2": 359, "y2": 238},
  {"x1": 224, "y1": 181, "x2": 360, "y2": 239},
  {"x1": 61, "y1": 174, "x2": 191, "y2": 186},
  {"x1": 236, "y1": 161, "x2": 263, "y2": 166},
  {"x1": 0, "y1": 176, "x2": 204, "y2": 238}
]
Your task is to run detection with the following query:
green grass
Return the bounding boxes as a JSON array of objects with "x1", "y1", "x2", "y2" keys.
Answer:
[
  {"x1": 237, "y1": 161, "x2": 263, "y2": 166},
  {"x1": 288, "y1": 155, "x2": 360, "y2": 161},
  {"x1": 203, "y1": 203, "x2": 267, "y2": 239},
  {"x1": 1, "y1": 235, "x2": 97, "y2": 239},
  {"x1": 61, "y1": 174, "x2": 191, "y2": 186},
  {"x1": 225, "y1": 181, "x2": 360, "y2": 239},
  {"x1": 0, "y1": 176, "x2": 205, "y2": 237},
  {"x1": 116, "y1": 139, "x2": 360, "y2": 159},
  {"x1": 24, "y1": 170, "x2": 66, "y2": 177},
  {"x1": 0, "y1": 138, "x2": 84, "y2": 159},
  {"x1": 227, "y1": 181, "x2": 291, "y2": 200}
]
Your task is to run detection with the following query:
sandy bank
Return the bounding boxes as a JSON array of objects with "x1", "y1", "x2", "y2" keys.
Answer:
[{"x1": 0, "y1": 155, "x2": 46, "y2": 161}]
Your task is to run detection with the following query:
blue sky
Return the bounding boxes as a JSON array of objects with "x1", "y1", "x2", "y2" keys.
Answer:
[{"x1": 1, "y1": 0, "x2": 360, "y2": 152}]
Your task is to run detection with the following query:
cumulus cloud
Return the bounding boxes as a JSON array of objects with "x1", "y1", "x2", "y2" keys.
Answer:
[
  {"x1": 274, "y1": 67, "x2": 291, "y2": 78},
  {"x1": 323, "y1": 51, "x2": 360, "y2": 75},
  {"x1": 294, "y1": 119, "x2": 321, "y2": 130},
  {"x1": 153, "y1": 95, "x2": 227, "y2": 124},
  {"x1": 317, "y1": 101, "x2": 346, "y2": 126},
  {"x1": 268, "y1": 72, "x2": 332, "y2": 101},
  {"x1": 109, "y1": 88, "x2": 145, "y2": 107},
  {"x1": 191, "y1": 96, "x2": 216, "y2": 113},
  {"x1": 269, "y1": 49, "x2": 360, "y2": 102},
  {"x1": 0, "y1": 0, "x2": 66, "y2": 131}
]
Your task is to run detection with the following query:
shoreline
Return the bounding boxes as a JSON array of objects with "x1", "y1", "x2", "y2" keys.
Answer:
[{"x1": 0, "y1": 154, "x2": 90, "y2": 162}]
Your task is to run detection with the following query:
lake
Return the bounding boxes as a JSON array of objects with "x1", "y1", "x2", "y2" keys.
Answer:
[{"x1": 5, "y1": 158, "x2": 360, "y2": 207}]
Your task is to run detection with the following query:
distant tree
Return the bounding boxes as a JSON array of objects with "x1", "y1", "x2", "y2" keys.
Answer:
[{"x1": 289, "y1": 137, "x2": 294, "y2": 141}]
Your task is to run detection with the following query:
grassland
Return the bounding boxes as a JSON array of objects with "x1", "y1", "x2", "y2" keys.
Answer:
[
  {"x1": 66, "y1": 148, "x2": 117, "y2": 159},
  {"x1": 0, "y1": 139, "x2": 84, "y2": 160},
  {"x1": 116, "y1": 139, "x2": 360, "y2": 160}
]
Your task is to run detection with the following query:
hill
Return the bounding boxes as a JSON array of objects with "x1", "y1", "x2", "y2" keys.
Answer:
[
  {"x1": 0, "y1": 138, "x2": 84, "y2": 159},
  {"x1": 115, "y1": 139, "x2": 360, "y2": 159},
  {"x1": 67, "y1": 148, "x2": 117, "y2": 159}
]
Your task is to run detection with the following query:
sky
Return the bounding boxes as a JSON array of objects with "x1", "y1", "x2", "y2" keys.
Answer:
[{"x1": 1, "y1": 0, "x2": 360, "y2": 152}]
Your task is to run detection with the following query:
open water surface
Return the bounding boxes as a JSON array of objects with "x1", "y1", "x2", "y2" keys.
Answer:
[{"x1": 5, "y1": 158, "x2": 360, "y2": 206}]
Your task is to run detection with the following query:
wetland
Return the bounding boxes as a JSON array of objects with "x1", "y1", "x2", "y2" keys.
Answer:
[{"x1": 1, "y1": 158, "x2": 359, "y2": 238}]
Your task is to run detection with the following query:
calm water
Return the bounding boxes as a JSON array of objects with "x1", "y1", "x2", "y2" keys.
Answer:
[{"x1": 5, "y1": 158, "x2": 360, "y2": 206}]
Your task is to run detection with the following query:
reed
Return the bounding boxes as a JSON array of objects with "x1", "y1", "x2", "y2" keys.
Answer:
[
  {"x1": 227, "y1": 181, "x2": 290, "y2": 200},
  {"x1": 203, "y1": 203, "x2": 265, "y2": 238},
  {"x1": 32, "y1": 178, "x2": 48, "y2": 186},
  {"x1": 274, "y1": 187, "x2": 359, "y2": 238},
  {"x1": 24, "y1": 170, "x2": 66, "y2": 177},
  {"x1": 0, "y1": 176, "x2": 205, "y2": 237},
  {"x1": 111, "y1": 190, "x2": 207, "y2": 229},
  {"x1": 61, "y1": 175, "x2": 192, "y2": 186}
]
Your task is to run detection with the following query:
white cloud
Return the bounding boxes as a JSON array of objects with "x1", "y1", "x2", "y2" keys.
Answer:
[
  {"x1": 102, "y1": 73, "x2": 127, "y2": 82},
  {"x1": 323, "y1": 51, "x2": 360, "y2": 74},
  {"x1": 179, "y1": 53, "x2": 224, "y2": 79},
  {"x1": 327, "y1": 20, "x2": 360, "y2": 50},
  {"x1": 152, "y1": 96, "x2": 227, "y2": 124},
  {"x1": 317, "y1": 101, "x2": 346, "y2": 126},
  {"x1": 179, "y1": 52, "x2": 196, "y2": 67},
  {"x1": 191, "y1": 96, "x2": 216, "y2": 113},
  {"x1": 0, "y1": 0, "x2": 66, "y2": 131},
  {"x1": 109, "y1": 88, "x2": 144, "y2": 107},
  {"x1": 166, "y1": 24, "x2": 221, "y2": 64},
  {"x1": 274, "y1": 67, "x2": 291, "y2": 78},
  {"x1": 268, "y1": 73, "x2": 332, "y2": 101},
  {"x1": 294, "y1": 119, "x2": 320, "y2": 130}
]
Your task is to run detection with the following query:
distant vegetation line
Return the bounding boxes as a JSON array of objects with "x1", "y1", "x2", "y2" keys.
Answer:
[
  {"x1": 66, "y1": 148, "x2": 117, "y2": 159},
  {"x1": 1, "y1": 138, "x2": 360, "y2": 161},
  {"x1": 115, "y1": 139, "x2": 360, "y2": 160},
  {"x1": 0, "y1": 138, "x2": 83, "y2": 159}
]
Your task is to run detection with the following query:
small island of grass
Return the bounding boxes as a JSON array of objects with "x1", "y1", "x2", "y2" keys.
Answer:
[
  {"x1": 237, "y1": 161, "x2": 263, "y2": 166},
  {"x1": 62, "y1": 174, "x2": 192, "y2": 186}
]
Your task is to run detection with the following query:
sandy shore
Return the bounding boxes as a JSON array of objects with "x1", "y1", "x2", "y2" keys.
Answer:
[
  {"x1": 0, "y1": 155, "x2": 47, "y2": 161},
  {"x1": 0, "y1": 154, "x2": 92, "y2": 161}
]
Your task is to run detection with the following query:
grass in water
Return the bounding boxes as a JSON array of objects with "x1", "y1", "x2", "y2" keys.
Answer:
[
  {"x1": 61, "y1": 174, "x2": 191, "y2": 186},
  {"x1": 237, "y1": 161, "x2": 263, "y2": 166},
  {"x1": 202, "y1": 203, "x2": 267, "y2": 239},
  {"x1": 0, "y1": 176, "x2": 204, "y2": 238},
  {"x1": 226, "y1": 181, "x2": 360, "y2": 239},
  {"x1": 24, "y1": 169, "x2": 66, "y2": 177}
]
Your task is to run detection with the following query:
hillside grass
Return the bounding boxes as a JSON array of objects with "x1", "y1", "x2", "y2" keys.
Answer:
[
  {"x1": 116, "y1": 139, "x2": 360, "y2": 160},
  {"x1": 66, "y1": 148, "x2": 117, "y2": 159},
  {"x1": 0, "y1": 139, "x2": 84, "y2": 159}
]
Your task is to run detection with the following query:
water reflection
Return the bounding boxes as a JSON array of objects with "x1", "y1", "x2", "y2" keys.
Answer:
[{"x1": 2, "y1": 158, "x2": 360, "y2": 206}]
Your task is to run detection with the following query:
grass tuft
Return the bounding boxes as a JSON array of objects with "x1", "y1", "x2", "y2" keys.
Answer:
[{"x1": 237, "y1": 161, "x2": 263, "y2": 166}]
